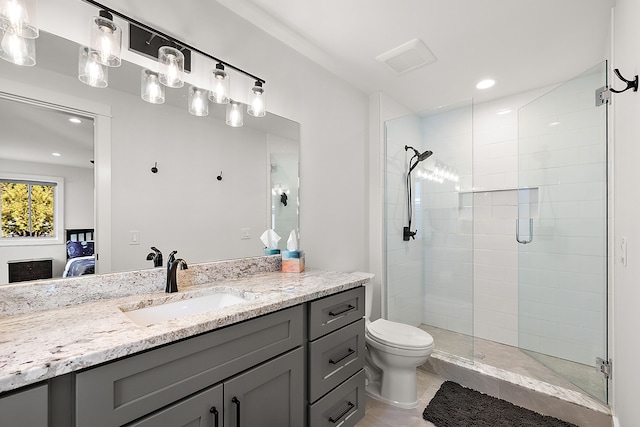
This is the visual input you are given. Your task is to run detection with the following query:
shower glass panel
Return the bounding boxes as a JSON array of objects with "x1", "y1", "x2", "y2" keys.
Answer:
[
  {"x1": 517, "y1": 62, "x2": 608, "y2": 403},
  {"x1": 385, "y1": 100, "x2": 474, "y2": 361}
]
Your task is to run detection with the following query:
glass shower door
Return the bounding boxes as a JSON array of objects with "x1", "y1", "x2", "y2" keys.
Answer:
[{"x1": 517, "y1": 62, "x2": 608, "y2": 402}]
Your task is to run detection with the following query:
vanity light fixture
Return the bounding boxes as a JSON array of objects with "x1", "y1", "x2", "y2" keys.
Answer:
[
  {"x1": 247, "y1": 80, "x2": 266, "y2": 117},
  {"x1": 188, "y1": 86, "x2": 209, "y2": 116},
  {"x1": 78, "y1": 45, "x2": 108, "y2": 88},
  {"x1": 0, "y1": 27, "x2": 34, "y2": 65},
  {"x1": 226, "y1": 100, "x2": 243, "y2": 127},
  {"x1": 89, "y1": 9, "x2": 121, "y2": 67},
  {"x1": 0, "y1": 0, "x2": 38, "y2": 38},
  {"x1": 141, "y1": 69, "x2": 165, "y2": 104},
  {"x1": 81, "y1": 0, "x2": 267, "y2": 126},
  {"x1": 158, "y1": 45, "x2": 184, "y2": 88},
  {"x1": 209, "y1": 63, "x2": 230, "y2": 104}
]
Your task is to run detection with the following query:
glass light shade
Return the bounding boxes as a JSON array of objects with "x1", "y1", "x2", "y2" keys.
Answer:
[
  {"x1": 0, "y1": 0, "x2": 38, "y2": 39},
  {"x1": 0, "y1": 28, "x2": 34, "y2": 65},
  {"x1": 247, "y1": 81, "x2": 266, "y2": 117},
  {"x1": 141, "y1": 69, "x2": 165, "y2": 104},
  {"x1": 78, "y1": 46, "x2": 108, "y2": 88},
  {"x1": 188, "y1": 86, "x2": 209, "y2": 117},
  {"x1": 158, "y1": 46, "x2": 184, "y2": 88},
  {"x1": 226, "y1": 100, "x2": 243, "y2": 127},
  {"x1": 89, "y1": 11, "x2": 121, "y2": 67},
  {"x1": 208, "y1": 63, "x2": 229, "y2": 104}
]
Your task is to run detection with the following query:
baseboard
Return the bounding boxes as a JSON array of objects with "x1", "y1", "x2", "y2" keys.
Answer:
[{"x1": 613, "y1": 415, "x2": 620, "y2": 427}]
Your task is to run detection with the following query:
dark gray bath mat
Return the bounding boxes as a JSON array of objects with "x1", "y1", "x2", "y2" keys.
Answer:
[{"x1": 423, "y1": 381, "x2": 579, "y2": 427}]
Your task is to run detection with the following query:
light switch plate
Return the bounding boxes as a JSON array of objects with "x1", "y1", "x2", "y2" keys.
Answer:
[{"x1": 130, "y1": 230, "x2": 140, "y2": 245}]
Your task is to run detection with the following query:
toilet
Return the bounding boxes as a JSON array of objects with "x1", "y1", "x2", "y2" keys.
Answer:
[{"x1": 364, "y1": 283, "x2": 434, "y2": 409}]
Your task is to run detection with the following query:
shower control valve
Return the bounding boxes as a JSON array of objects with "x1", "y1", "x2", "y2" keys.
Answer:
[{"x1": 403, "y1": 227, "x2": 417, "y2": 241}]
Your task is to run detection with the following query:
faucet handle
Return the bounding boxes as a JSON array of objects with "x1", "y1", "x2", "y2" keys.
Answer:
[{"x1": 167, "y1": 250, "x2": 178, "y2": 264}]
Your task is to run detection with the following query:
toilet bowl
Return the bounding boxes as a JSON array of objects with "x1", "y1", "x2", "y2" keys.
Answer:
[{"x1": 363, "y1": 284, "x2": 434, "y2": 409}]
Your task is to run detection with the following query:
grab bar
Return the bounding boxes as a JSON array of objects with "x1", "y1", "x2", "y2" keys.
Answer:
[{"x1": 516, "y1": 218, "x2": 533, "y2": 244}]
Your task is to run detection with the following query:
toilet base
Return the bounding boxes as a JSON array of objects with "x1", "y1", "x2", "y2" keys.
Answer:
[{"x1": 364, "y1": 374, "x2": 419, "y2": 409}]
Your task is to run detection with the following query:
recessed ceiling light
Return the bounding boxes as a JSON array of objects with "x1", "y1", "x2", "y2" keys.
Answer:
[
  {"x1": 52, "y1": 152, "x2": 61, "y2": 157},
  {"x1": 496, "y1": 108, "x2": 512, "y2": 115},
  {"x1": 69, "y1": 117, "x2": 82, "y2": 124},
  {"x1": 476, "y1": 79, "x2": 495, "y2": 90}
]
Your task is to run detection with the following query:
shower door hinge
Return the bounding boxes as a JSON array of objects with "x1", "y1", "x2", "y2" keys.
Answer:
[
  {"x1": 597, "y1": 357, "x2": 612, "y2": 380},
  {"x1": 595, "y1": 86, "x2": 610, "y2": 106}
]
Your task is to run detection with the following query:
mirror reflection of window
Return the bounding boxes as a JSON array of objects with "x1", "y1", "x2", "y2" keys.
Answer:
[{"x1": 1, "y1": 180, "x2": 56, "y2": 238}]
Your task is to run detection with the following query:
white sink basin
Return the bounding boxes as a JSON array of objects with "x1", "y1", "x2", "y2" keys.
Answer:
[{"x1": 122, "y1": 292, "x2": 249, "y2": 327}]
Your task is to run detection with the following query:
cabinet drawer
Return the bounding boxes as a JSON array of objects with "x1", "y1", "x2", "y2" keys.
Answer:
[
  {"x1": 0, "y1": 383, "x2": 48, "y2": 427},
  {"x1": 76, "y1": 305, "x2": 303, "y2": 427},
  {"x1": 308, "y1": 319, "x2": 365, "y2": 403},
  {"x1": 308, "y1": 370, "x2": 366, "y2": 427},
  {"x1": 128, "y1": 384, "x2": 222, "y2": 427},
  {"x1": 308, "y1": 287, "x2": 364, "y2": 340}
]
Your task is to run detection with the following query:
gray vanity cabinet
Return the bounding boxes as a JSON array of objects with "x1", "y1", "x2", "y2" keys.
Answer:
[
  {"x1": 76, "y1": 305, "x2": 303, "y2": 427},
  {"x1": 307, "y1": 287, "x2": 366, "y2": 427},
  {"x1": 223, "y1": 347, "x2": 304, "y2": 427},
  {"x1": 127, "y1": 384, "x2": 223, "y2": 427},
  {"x1": 0, "y1": 383, "x2": 48, "y2": 427},
  {"x1": 127, "y1": 346, "x2": 304, "y2": 427}
]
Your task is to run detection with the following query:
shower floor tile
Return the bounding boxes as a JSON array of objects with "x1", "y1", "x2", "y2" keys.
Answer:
[{"x1": 418, "y1": 324, "x2": 606, "y2": 404}]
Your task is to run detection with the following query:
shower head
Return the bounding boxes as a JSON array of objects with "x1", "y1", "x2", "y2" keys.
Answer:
[
  {"x1": 406, "y1": 145, "x2": 433, "y2": 173},
  {"x1": 417, "y1": 150, "x2": 433, "y2": 162},
  {"x1": 405, "y1": 145, "x2": 433, "y2": 163}
]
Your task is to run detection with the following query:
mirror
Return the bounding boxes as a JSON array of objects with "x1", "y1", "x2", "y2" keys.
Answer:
[{"x1": 0, "y1": 31, "x2": 299, "y2": 285}]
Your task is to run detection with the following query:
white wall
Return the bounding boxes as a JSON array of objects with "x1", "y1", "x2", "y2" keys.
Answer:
[{"x1": 612, "y1": 0, "x2": 640, "y2": 424}]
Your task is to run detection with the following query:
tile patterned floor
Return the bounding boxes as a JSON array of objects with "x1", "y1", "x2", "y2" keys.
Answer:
[{"x1": 355, "y1": 369, "x2": 443, "y2": 427}]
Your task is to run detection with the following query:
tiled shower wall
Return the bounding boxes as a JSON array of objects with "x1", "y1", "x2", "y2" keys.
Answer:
[
  {"x1": 386, "y1": 65, "x2": 606, "y2": 367},
  {"x1": 385, "y1": 114, "x2": 424, "y2": 327}
]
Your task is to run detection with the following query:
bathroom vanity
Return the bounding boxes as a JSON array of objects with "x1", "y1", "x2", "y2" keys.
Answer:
[{"x1": 0, "y1": 257, "x2": 370, "y2": 427}]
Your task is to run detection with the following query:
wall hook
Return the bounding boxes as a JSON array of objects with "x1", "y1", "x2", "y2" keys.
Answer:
[
  {"x1": 610, "y1": 68, "x2": 638, "y2": 94},
  {"x1": 216, "y1": 171, "x2": 223, "y2": 181},
  {"x1": 151, "y1": 162, "x2": 158, "y2": 173}
]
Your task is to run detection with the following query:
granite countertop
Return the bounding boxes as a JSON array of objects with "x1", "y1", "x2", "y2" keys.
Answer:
[{"x1": 0, "y1": 268, "x2": 372, "y2": 393}]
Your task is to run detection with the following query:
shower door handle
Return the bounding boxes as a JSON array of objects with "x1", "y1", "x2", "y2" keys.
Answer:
[{"x1": 516, "y1": 218, "x2": 533, "y2": 244}]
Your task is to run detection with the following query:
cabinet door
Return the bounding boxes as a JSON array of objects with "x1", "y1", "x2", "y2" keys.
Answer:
[
  {"x1": 224, "y1": 347, "x2": 304, "y2": 427},
  {"x1": 128, "y1": 384, "x2": 223, "y2": 427},
  {"x1": 0, "y1": 384, "x2": 48, "y2": 427}
]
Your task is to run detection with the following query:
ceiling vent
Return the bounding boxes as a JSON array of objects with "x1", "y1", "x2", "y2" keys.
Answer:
[{"x1": 376, "y1": 39, "x2": 437, "y2": 75}]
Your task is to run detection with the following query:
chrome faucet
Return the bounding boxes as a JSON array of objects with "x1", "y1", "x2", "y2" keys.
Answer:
[{"x1": 166, "y1": 250, "x2": 188, "y2": 293}]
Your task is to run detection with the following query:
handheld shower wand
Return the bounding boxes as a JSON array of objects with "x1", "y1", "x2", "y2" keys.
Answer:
[{"x1": 404, "y1": 145, "x2": 433, "y2": 241}]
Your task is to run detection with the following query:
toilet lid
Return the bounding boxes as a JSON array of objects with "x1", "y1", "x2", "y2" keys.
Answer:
[{"x1": 367, "y1": 319, "x2": 434, "y2": 350}]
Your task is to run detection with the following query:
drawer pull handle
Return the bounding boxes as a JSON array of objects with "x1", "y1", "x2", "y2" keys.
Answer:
[
  {"x1": 329, "y1": 347, "x2": 355, "y2": 365},
  {"x1": 329, "y1": 401, "x2": 355, "y2": 423},
  {"x1": 232, "y1": 396, "x2": 241, "y2": 426},
  {"x1": 209, "y1": 406, "x2": 219, "y2": 427},
  {"x1": 329, "y1": 304, "x2": 355, "y2": 317}
]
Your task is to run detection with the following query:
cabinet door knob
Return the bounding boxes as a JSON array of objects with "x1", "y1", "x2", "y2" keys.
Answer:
[
  {"x1": 209, "y1": 406, "x2": 219, "y2": 427},
  {"x1": 232, "y1": 396, "x2": 241, "y2": 426}
]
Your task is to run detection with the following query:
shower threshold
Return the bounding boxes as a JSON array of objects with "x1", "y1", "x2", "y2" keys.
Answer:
[{"x1": 418, "y1": 325, "x2": 611, "y2": 426}]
